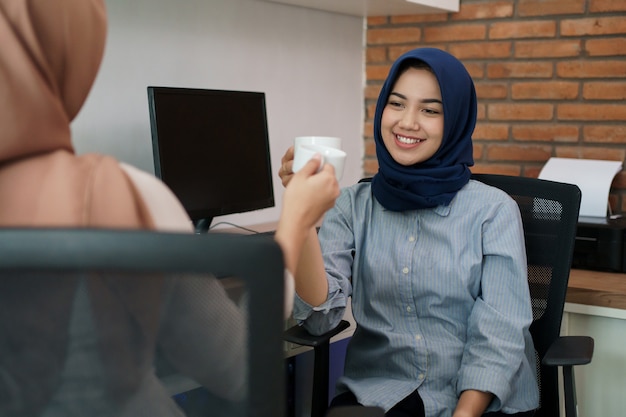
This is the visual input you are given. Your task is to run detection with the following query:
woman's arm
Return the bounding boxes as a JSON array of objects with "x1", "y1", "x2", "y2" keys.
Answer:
[
  {"x1": 457, "y1": 195, "x2": 534, "y2": 410},
  {"x1": 453, "y1": 390, "x2": 494, "y2": 417},
  {"x1": 275, "y1": 150, "x2": 337, "y2": 307}
]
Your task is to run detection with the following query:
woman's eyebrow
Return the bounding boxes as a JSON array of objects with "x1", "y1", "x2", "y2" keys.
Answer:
[
  {"x1": 389, "y1": 92, "x2": 442, "y2": 104},
  {"x1": 389, "y1": 92, "x2": 407, "y2": 100}
]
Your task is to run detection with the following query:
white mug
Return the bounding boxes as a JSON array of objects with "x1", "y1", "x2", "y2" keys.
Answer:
[
  {"x1": 292, "y1": 144, "x2": 346, "y2": 181},
  {"x1": 294, "y1": 136, "x2": 342, "y2": 150}
]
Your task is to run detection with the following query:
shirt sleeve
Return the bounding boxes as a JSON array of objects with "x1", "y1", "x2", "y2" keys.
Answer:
[
  {"x1": 292, "y1": 190, "x2": 355, "y2": 336},
  {"x1": 456, "y1": 196, "x2": 535, "y2": 410}
]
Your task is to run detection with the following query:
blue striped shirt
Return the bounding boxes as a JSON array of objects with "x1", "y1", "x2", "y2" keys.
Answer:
[{"x1": 293, "y1": 180, "x2": 539, "y2": 416}]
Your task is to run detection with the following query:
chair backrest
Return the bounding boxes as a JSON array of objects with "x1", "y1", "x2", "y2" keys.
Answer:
[
  {"x1": 0, "y1": 229, "x2": 286, "y2": 417},
  {"x1": 471, "y1": 174, "x2": 581, "y2": 417}
]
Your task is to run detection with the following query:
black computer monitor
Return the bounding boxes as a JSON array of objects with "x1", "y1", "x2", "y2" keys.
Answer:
[{"x1": 147, "y1": 86, "x2": 275, "y2": 233}]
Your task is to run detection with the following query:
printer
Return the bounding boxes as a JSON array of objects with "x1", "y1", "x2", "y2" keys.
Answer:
[
  {"x1": 536, "y1": 157, "x2": 625, "y2": 272},
  {"x1": 572, "y1": 216, "x2": 626, "y2": 273}
]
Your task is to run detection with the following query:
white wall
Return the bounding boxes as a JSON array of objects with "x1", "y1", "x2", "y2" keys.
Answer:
[{"x1": 71, "y1": 0, "x2": 365, "y2": 227}]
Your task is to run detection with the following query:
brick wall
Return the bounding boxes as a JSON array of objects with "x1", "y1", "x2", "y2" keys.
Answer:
[{"x1": 364, "y1": 0, "x2": 626, "y2": 214}]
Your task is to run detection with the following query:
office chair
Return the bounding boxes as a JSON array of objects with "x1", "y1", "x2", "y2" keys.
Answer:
[
  {"x1": 472, "y1": 174, "x2": 593, "y2": 417},
  {"x1": 0, "y1": 229, "x2": 286, "y2": 417},
  {"x1": 285, "y1": 174, "x2": 593, "y2": 417}
]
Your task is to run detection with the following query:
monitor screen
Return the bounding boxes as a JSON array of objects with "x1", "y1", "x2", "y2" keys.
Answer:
[{"x1": 147, "y1": 87, "x2": 275, "y2": 232}]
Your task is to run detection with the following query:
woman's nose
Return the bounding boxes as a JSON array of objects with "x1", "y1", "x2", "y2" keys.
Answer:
[{"x1": 398, "y1": 111, "x2": 419, "y2": 130}]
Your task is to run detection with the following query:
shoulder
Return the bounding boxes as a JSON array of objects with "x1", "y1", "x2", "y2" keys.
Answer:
[
  {"x1": 459, "y1": 179, "x2": 517, "y2": 206},
  {"x1": 119, "y1": 162, "x2": 193, "y2": 233},
  {"x1": 443, "y1": 179, "x2": 520, "y2": 222},
  {"x1": 334, "y1": 181, "x2": 375, "y2": 212},
  {"x1": 339, "y1": 181, "x2": 373, "y2": 201}
]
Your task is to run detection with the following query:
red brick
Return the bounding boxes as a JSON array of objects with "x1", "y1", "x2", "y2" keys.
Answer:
[
  {"x1": 584, "y1": 125, "x2": 626, "y2": 143},
  {"x1": 518, "y1": 0, "x2": 585, "y2": 16},
  {"x1": 473, "y1": 144, "x2": 484, "y2": 159},
  {"x1": 590, "y1": 0, "x2": 626, "y2": 12},
  {"x1": 360, "y1": 1, "x2": 626, "y2": 187},
  {"x1": 477, "y1": 103, "x2": 487, "y2": 120},
  {"x1": 488, "y1": 103, "x2": 554, "y2": 121},
  {"x1": 523, "y1": 166, "x2": 543, "y2": 178},
  {"x1": 465, "y1": 62, "x2": 486, "y2": 80},
  {"x1": 487, "y1": 144, "x2": 553, "y2": 161},
  {"x1": 558, "y1": 104, "x2": 626, "y2": 121},
  {"x1": 363, "y1": 121, "x2": 374, "y2": 139},
  {"x1": 473, "y1": 123, "x2": 510, "y2": 140},
  {"x1": 366, "y1": 64, "x2": 391, "y2": 81},
  {"x1": 366, "y1": 47, "x2": 387, "y2": 63},
  {"x1": 363, "y1": 159, "x2": 379, "y2": 176},
  {"x1": 448, "y1": 41, "x2": 512, "y2": 59},
  {"x1": 367, "y1": 16, "x2": 388, "y2": 26},
  {"x1": 585, "y1": 37, "x2": 626, "y2": 57},
  {"x1": 364, "y1": 138, "x2": 376, "y2": 156},
  {"x1": 364, "y1": 84, "x2": 382, "y2": 100},
  {"x1": 561, "y1": 17, "x2": 626, "y2": 37},
  {"x1": 471, "y1": 164, "x2": 522, "y2": 175},
  {"x1": 451, "y1": 2, "x2": 514, "y2": 20},
  {"x1": 487, "y1": 62, "x2": 553, "y2": 79},
  {"x1": 423, "y1": 24, "x2": 487, "y2": 43},
  {"x1": 388, "y1": 45, "x2": 445, "y2": 61},
  {"x1": 515, "y1": 40, "x2": 582, "y2": 58},
  {"x1": 511, "y1": 81, "x2": 579, "y2": 100},
  {"x1": 489, "y1": 21, "x2": 556, "y2": 40},
  {"x1": 512, "y1": 124, "x2": 580, "y2": 142},
  {"x1": 555, "y1": 146, "x2": 626, "y2": 161},
  {"x1": 583, "y1": 82, "x2": 626, "y2": 100},
  {"x1": 366, "y1": 102, "x2": 377, "y2": 119},
  {"x1": 367, "y1": 27, "x2": 422, "y2": 45},
  {"x1": 557, "y1": 60, "x2": 626, "y2": 78},
  {"x1": 391, "y1": 13, "x2": 448, "y2": 24},
  {"x1": 475, "y1": 82, "x2": 509, "y2": 100}
]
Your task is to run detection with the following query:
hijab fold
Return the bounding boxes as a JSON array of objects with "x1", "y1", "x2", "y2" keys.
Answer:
[{"x1": 371, "y1": 48, "x2": 477, "y2": 211}]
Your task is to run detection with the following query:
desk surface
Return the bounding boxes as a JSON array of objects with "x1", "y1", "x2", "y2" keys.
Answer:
[{"x1": 567, "y1": 269, "x2": 626, "y2": 310}]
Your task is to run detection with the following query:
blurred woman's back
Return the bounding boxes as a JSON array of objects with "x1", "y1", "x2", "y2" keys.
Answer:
[{"x1": 0, "y1": 2, "x2": 245, "y2": 416}]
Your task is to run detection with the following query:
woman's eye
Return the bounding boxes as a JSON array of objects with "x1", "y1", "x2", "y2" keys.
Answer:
[
  {"x1": 423, "y1": 108, "x2": 441, "y2": 115},
  {"x1": 387, "y1": 100, "x2": 403, "y2": 108}
]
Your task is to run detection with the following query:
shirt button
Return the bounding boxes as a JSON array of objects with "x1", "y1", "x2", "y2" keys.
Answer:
[
  {"x1": 402, "y1": 267, "x2": 409, "y2": 274},
  {"x1": 406, "y1": 306, "x2": 412, "y2": 312},
  {"x1": 409, "y1": 236, "x2": 415, "y2": 242},
  {"x1": 418, "y1": 373, "x2": 425, "y2": 380},
  {"x1": 415, "y1": 334, "x2": 422, "y2": 341}
]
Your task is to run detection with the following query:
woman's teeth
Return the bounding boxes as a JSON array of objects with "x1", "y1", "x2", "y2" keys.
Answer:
[{"x1": 396, "y1": 135, "x2": 423, "y2": 144}]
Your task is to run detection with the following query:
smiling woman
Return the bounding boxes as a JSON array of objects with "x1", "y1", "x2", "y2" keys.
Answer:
[
  {"x1": 380, "y1": 64, "x2": 444, "y2": 167},
  {"x1": 278, "y1": 47, "x2": 539, "y2": 417}
]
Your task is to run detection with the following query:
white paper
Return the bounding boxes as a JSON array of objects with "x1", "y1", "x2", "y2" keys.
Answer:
[{"x1": 538, "y1": 157, "x2": 622, "y2": 218}]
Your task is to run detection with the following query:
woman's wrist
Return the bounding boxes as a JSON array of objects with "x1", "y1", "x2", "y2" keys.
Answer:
[{"x1": 453, "y1": 390, "x2": 493, "y2": 417}]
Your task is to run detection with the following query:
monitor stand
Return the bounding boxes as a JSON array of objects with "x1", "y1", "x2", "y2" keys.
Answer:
[{"x1": 193, "y1": 218, "x2": 212, "y2": 234}]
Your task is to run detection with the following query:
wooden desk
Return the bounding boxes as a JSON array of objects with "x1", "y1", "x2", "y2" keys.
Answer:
[
  {"x1": 562, "y1": 268, "x2": 626, "y2": 417},
  {"x1": 567, "y1": 269, "x2": 626, "y2": 310}
]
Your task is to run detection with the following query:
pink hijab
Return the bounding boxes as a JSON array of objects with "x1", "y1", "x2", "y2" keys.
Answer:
[
  {"x1": 0, "y1": 1, "x2": 163, "y2": 414},
  {"x1": 0, "y1": 0, "x2": 154, "y2": 228}
]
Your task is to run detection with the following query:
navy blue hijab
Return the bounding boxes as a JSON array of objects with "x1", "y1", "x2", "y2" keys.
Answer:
[{"x1": 371, "y1": 48, "x2": 477, "y2": 211}]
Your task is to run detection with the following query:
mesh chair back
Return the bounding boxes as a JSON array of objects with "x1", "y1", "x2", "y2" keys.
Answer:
[
  {"x1": 0, "y1": 229, "x2": 285, "y2": 417},
  {"x1": 472, "y1": 174, "x2": 581, "y2": 417}
]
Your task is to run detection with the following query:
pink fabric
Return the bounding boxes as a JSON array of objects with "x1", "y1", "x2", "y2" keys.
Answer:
[
  {"x1": 0, "y1": 0, "x2": 153, "y2": 229},
  {"x1": 0, "y1": 2, "x2": 163, "y2": 415}
]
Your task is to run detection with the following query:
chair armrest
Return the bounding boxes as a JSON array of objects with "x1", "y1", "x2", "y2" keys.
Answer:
[
  {"x1": 542, "y1": 335, "x2": 594, "y2": 367},
  {"x1": 284, "y1": 320, "x2": 350, "y2": 347},
  {"x1": 326, "y1": 405, "x2": 384, "y2": 417}
]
